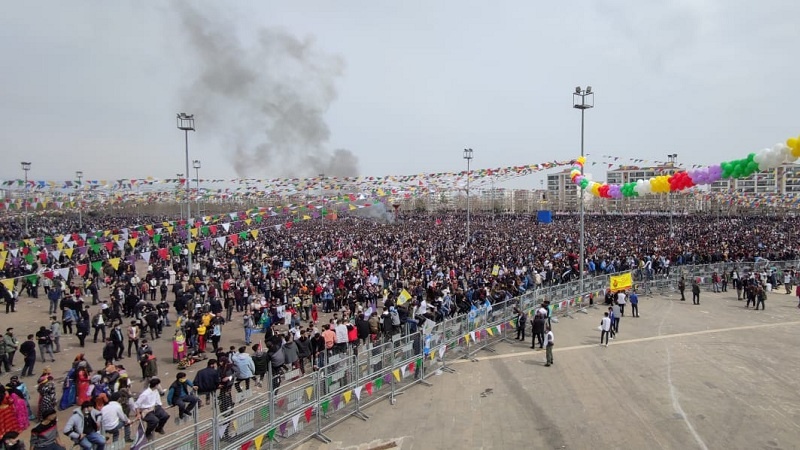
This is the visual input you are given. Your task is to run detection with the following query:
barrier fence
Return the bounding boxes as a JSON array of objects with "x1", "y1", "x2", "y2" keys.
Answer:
[{"x1": 141, "y1": 259, "x2": 800, "y2": 449}]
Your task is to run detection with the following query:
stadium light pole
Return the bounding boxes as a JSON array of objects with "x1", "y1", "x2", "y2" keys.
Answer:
[
  {"x1": 193, "y1": 159, "x2": 201, "y2": 215},
  {"x1": 667, "y1": 153, "x2": 678, "y2": 238},
  {"x1": 463, "y1": 148, "x2": 474, "y2": 245},
  {"x1": 21, "y1": 161, "x2": 31, "y2": 236},
  {"x1": 177, "y1": 113, "x2": 195, "y2": 276},
  {"x1": 573, "y1": 86, "x2": 594, "y2": 293},
  {"x1": 76, "y1": 170, "x2": 83, "y2": 230}
]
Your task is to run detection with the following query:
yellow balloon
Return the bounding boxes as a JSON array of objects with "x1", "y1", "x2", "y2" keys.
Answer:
[
  {"x1": 792, "y1": 147, "x2": 800, "y2": 158},
  {"x1": 591, "y1": 183, "x2": 601, "y2": 196},
  {"x1": 788, "y1": 137, "x2": 798, "y2": 149}
]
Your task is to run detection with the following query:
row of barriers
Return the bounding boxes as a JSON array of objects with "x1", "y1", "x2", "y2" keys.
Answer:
[{"x1": 143, "y1": 259, "x2": 800, "y2": 449}]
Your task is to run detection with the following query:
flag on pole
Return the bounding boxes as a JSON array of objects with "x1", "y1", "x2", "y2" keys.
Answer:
[{"x1": 131, "y1": 421, "x2": 148, "y2": 450}]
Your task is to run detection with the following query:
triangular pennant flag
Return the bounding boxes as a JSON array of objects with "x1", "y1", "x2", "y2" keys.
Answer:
[
  {"x1": 187, "y1": 242, "x2": 197, "y2": 254},
  {"x1": 141, "y1": 251, "x2": 151, "y2": 263},
  {"x1": 354, "y1": 386, "x2": 363, "y2": 400},
  {"x1": 76, "y1": 263, "x2": 87, "y2": 277},
  {"x1": 190, "y1": 228, "x2": 198, "y2": 238},
  {"x1": 365, "y1": 382, "x2": 373, "y2": 395},
  {"x1": 400, "y1": 366, "x2": 407, "y2": 378},
  {"x1": 108, "y1": 258, "x2": 120, "y2": 270},
  {"x1": 374, "y1": 378, "x2": 383, "y2": 390},
  {"x1": 51, "y1": 250, "x2": 61, "y2": 260},
  {"x1": 254, "y1": 434, "x2": 264, "y2": 450},
  {"x1": 266, "y1": 428, "x2": 276, "y2": 441},
  {"x1": 321, "y1": 400, "x2": 330, "y2": 414},
  {"x1": 128, "y1": 238, "x2": 138, "y2": 248},
  {"x1": 305, "y1": 386, "x2": 314, "y2": 400},
  {"x1": 241, "y1": 441, "x2": 252, "y2": 450},
  {"x1": 393, "y1": 369, "x2": 401, "y2": 382},
  {"x1": 250, "y1": 229, "x2": 259, "y2": 239},
  {"x1": 63, "y1": 248, "x2": 74, "y2": 260},
  {"x1": 116, "y1": 240, "x2": 126, "y2": 250},
  {"x1": 343, "y1": 390, "x2": 352, "y2": 404},
  {"x1": 91, "y1": 260, "x2": 103, "y2": 274},
  {"x1": 1, "y1": 279, "x2": 14, "y2": 292},
  {"x1": 304, "y1": 407, "x2": 313, "y2": 423},
  {"x1": 215, "y1": 236, "x2": 226, "y2": 247},
  {"x1": 229, "y1": 234, "x2": 239, "y2": 246},
  {"x1": 222, "y1": 223, "x2": 231, "y2": 232},
  {"x1": 291, "y1": 414, "x2": 301, "y2": 432},
  {"x1": 57, "y1": 268, "x2": 70, "y2": 280}
]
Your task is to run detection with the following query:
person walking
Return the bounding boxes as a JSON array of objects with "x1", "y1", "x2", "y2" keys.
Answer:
[
  {"x1": 600, "y1": 312, "x2": 612, "y2": 347},
  {"x1": 20, "y1": 335, "x2": 37, "y2": 377},
  {"x1": 692, "y1": 279, "x2": 701, "y2": 305},
  {"x1": 678, "y1": 277, "x2": 686, "y2": 301},
  {"x1": 543, "y1": 325, "x2": 554, "y2": 367},
  {"x1": 611, "y1": 302, "x2": 621, "y2": 334},
  {"x1": 35, "y1": 327, "x2": 55, "y2": 363},
  {"x1": 530, "y1": 313, "x2": 545, "y2": 349},
  {"x1": 616, "y1": 291, "x2": 627, "y2": 317},
  {"x1": 3, "y1": 329, "x2": 19, "y2": 369},
  {"x1": 49, "y1": 317, "x2": 61, "y2": 354},
  {"x1": 755, "y1": 285, "x2": 767, "y2": 311},
  {"x1": 629, "y1": 291, "x2": 639, "y2": 317},
  {"x1": 243, "y1": 312, "x2": 254, "y2": 346},
  {"x1": 127, "y1": 321, "x2": 140, "y2": 359}
]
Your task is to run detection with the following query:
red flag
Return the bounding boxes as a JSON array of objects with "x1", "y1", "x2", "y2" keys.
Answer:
[
  {"x1": 104, "y1": 242, "x2": 113, "y2": 252},
  {"x1": 229, "y1": 234, "x2": 239, "y2": 246},
  {"x1": 304, "y1": 407, "x2": 313, "y2": 423},
  {"x1": 76, "y1": 264, "x2": 88, "y2": 277},
  {"x1": 158, "y1": 248, "x2": 169, "y2": 260}
]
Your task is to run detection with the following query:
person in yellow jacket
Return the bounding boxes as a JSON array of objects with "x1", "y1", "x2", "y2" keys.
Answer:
[{"x1": 196, "y1": 323, "x2": 207, "y2": 353}]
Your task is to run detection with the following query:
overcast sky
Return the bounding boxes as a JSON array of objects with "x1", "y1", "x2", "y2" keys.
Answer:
[{"x1": 1, "y1": 0, "x2": 797, "y2": 189}]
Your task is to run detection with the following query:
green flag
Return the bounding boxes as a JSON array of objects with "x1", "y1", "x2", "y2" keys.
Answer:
[
  {"x1": 153, "y1": 234, "x2": 162, "y2": 244},
  {"x1": 91, "y1": 261, "x2": 103, "y2": 274}
]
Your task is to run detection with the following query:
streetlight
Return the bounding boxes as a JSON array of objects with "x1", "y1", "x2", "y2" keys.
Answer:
[
  {"x1": 667, "y1": 153, "x2": 678, "y2": 238},
  {"x1": 193, "y1": 160, "x2": 201, "y2": 215},
  {"x1": 463, "y1": 148, "x2": 474, "y2": 245},
  {"x1": 177, "y1": 113, "x2": 195, "y2": 276},
  {"x1": 21, "y1": 162, "x2": 31, "y2": 236},
  {"x1": 573, "y1": 86, "x2": 594, "y2": 293},
  {"x1": 76, "y1": 170, "x2": 83, "y2": 230}
]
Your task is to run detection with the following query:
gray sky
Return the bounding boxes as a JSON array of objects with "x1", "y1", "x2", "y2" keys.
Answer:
[{"x1": 1, "y1": 0, "x2": 797, "y2": 189}]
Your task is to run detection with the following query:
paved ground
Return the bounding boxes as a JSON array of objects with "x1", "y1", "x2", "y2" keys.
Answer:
[{"x1": 297, "y1": 290, "x2": 800, "y2": 450}]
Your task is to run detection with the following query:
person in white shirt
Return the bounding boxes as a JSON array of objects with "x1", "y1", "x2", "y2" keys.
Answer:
[
  {"x1": 600, "y1": 312, "x2": 612, "y2": 347},
  {"x1": 543, "y1": 325, "x2": 554, "y2": 366},
  {"x1": 134, "y1": 378, "x2": 170, "y2": 438},
  {"x1": 616, "y1": 291, "x2": 627, "y2": 317},
  {"x1": 102, "y1": 394, "x2": 132, "y2": 443},
  {"x1": 334, "y1": 320, "x2": 349, "y2": 354}
]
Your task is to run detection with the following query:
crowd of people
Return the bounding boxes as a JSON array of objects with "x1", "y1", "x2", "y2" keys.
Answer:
[{"x1": 1, "y1": 210, "x2": 800, "y2": 448}]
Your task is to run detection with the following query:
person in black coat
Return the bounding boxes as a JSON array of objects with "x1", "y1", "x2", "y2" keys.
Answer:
[
  {"x1": 530, "y1": 314, "x2": 546, "y2": 349},
  {"x1": 76, "y1": 319, "x2": 90, "y2": 348},
  {"x1": 193, "y1": 359, "x2": 220, "y2": 403},
  {"x1": 102, "y1": 339, "x2": 117, "y2": 366},
  {"x1": 355, "y1": 314, "x2": 371, "y2": 344},
  {"x1": 515, "y1": 309, "x2": 527, "y2": 341}
]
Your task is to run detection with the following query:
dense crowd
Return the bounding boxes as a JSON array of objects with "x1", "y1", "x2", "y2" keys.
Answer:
[{"x1": 1, "y1": 211, "x2": 800, "y2": 448}]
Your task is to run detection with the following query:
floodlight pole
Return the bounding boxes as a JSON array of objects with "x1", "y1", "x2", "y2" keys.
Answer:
[{"x1": 573, "y1": 87, "x2": 594, "y2": 293}]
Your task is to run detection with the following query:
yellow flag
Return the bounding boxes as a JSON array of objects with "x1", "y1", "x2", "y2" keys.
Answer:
[
  {"x1": 104, "y1": 230, "x2": 111, "y2": 237},
  {"x1": 0, "y1": 251, "x2": 6, "y2": 260},
  {"x1": 305, "y1": 386, "x2": 313, "y2": 400},
  {"x1": 393, "y1": 369, "x2": 401, "y2": 382},
  {"x1": 166, "y1": 226, "x2": 174, "y2": 234},
  {"x1": 187, "y1": 242, "x2": 197, "y2": 254},
  {"x1": 64, "y1": 248, "x2": 74, "y2": 259},
  {"x1": 190, "y1": 228, "x2": 198, "y2": 238},
  {"x1": 609, "y1": 272, "x2": 633, "y2": 292},
  {"x1": 56, "y1": 243, "x2": 64, "y2": 250},
  {"x1": 302, "y1": 215, "x2": 311, "y2": 220},
  {"x1": 464, "y1": 334, "x2": 470, "y2": 344},
  {"x1": 254, "y1": 435, "x2": 264, "y2": 450},
  {"x1": 348, "y1": 204, "x2": 356, "y2": 211},
  {"x1": 250, "y1": 229, "x2": 259, "y2": 239},
  {"x1": 343, "y1": 390, "x2": 352, "y2": 404},
  {"x1": 487, "y1": 327, "x2": 494, "y2": 337},
  {"x1": 396, "y1": 289, "x2": 412, "y2": 306},
  {"x1": 55, "y1": 235, "x2": 63, "y2": 243},
  {"x1": 0, "y1": 259, "x2": 5, "y2": 271},
  {"x1": 1, "y1": 279, "x2": 15, "y2": 292},
  {"x1": 111, "y1": 234, "x2": 119, "y2": 241},
  {"x1": 245, "y1": 219, "x2": 252, "y2": 226},
  {"x1": 128, "y1": 238, "x2": 137, "y2": 248},
  {"x1": 108, "y1": 258, "x2": 120, "y2": 270}
]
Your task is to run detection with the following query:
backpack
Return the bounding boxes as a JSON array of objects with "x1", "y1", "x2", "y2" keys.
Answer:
[{"x1": 390, "y1": 310, "x2": 400, "y2": 326}]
